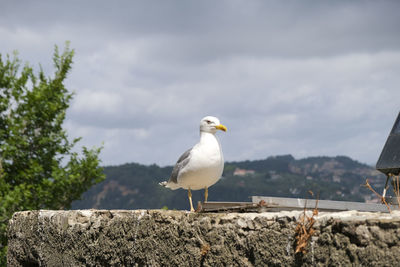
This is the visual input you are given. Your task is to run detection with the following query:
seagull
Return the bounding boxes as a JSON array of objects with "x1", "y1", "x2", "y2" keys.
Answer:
[{"x1": 160, "y1": 116, "x2": 227, "y2": 212}]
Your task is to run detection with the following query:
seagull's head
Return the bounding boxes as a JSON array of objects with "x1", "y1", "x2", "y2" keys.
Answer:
[{"x1": 200, "y1": 116, "x2": 227, "y2": 134}]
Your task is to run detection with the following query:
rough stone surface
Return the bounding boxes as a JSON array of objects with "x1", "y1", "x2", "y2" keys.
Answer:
[{"x1": 7, "y1": 209, "x2": 400, "y2": 266}]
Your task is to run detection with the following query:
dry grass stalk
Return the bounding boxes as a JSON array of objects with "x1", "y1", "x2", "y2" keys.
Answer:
[
  {"x1": 294, "y1": 191, "x2": 319, "y2": 254},
  {"x1": 363, "y1": 179, "x2": 391, "y2": 213}
]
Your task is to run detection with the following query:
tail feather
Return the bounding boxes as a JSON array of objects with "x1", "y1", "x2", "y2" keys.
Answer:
[{"x1": 159, "y1": 180, "x2": 180, "y2": 190}]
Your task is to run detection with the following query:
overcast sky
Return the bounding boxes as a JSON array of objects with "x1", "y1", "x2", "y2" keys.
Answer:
[{"x1": 1, "y1": 0, "x2": 400, "y2": 166}]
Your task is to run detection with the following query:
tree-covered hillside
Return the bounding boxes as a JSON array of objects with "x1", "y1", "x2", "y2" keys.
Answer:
[{"x1": 72, "y1": 155, "x2": 386, "y2": 210}]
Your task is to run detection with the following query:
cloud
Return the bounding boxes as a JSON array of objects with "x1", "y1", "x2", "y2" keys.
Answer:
[{"x1": 1, "y1": 1, "x2": 400, "y2": 166}]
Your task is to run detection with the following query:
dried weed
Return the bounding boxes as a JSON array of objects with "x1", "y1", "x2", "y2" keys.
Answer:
[
  {"x1": 363, "y1": 179, "x2": 391, "y2": 213},
  {"x1": 294, "y1": 192, "x2": 319, "y2": 255},
  {"x1": 200, "y1": 243, "x2": 210, "y2": 257}
]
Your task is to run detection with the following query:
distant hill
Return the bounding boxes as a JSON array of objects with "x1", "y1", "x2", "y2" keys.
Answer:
[{"x1": 72, "y1": 155, "x2": 386, "y2": 210}]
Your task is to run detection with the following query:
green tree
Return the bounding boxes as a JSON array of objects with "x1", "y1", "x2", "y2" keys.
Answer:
[{"x1": 0, "y1": 44, "x2": 105, "y2": 265}]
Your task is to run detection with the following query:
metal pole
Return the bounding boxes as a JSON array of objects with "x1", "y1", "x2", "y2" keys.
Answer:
[{"x1": 382, "y1": 174, "x2": 391, "y2": 199}]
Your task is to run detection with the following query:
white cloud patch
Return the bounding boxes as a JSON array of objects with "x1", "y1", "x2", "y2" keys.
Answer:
[{"x1": 72, "y1": 90, "x2": 123, "y2": 115}]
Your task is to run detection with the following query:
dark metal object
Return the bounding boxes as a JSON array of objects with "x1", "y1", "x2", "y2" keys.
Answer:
[
  {"x1": 376, "y1": 111, "x2": 400, "y2": 197},
  {"x1": 198, "y1": 201, "x2": 260, "y2": 213},
  {"x1": 376, "y1": 111, "x2": 400, "y2": 175}
]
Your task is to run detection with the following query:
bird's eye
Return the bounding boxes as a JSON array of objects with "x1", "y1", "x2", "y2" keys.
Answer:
[{"x1": 205, "y1": 120, "x2": 211, "y2": 124}]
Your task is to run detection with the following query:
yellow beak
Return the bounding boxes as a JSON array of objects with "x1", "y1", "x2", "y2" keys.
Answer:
[{"x1": 215, "y1": 124, "x2": 227, "y2": 132}]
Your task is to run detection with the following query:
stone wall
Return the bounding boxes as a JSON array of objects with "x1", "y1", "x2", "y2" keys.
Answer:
[{"x1": 7, "y1": 209, "x2": 400, "y2": 266}]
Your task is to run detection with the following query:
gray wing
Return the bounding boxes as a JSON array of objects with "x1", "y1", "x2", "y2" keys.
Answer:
[{"x1": 169, "y1": 148, "x2": 192, "y2": 184}]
